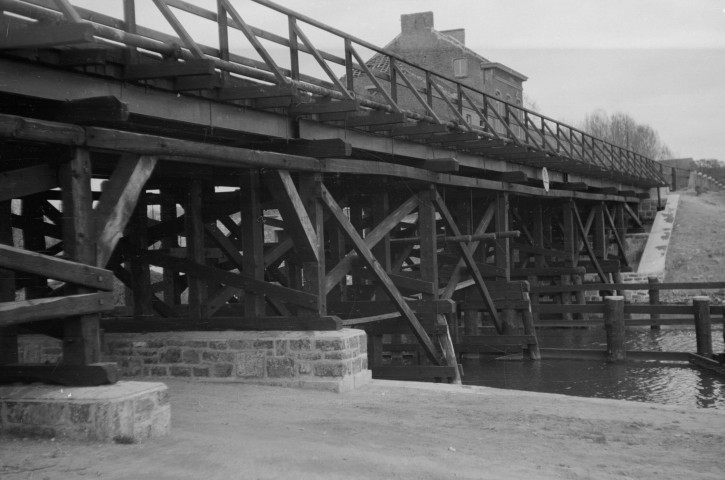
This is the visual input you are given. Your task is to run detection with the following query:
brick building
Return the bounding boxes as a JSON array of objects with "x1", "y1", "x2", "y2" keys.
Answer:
[{"x1": 352, "y1": 11, "x2": 527, "y2": 126}]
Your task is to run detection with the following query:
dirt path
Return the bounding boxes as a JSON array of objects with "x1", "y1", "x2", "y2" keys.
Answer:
[
  {"x1": 663, "y1": 190, "x2": 725, "y2": 303},
  {"x1": 2, "y1": 379, "x2": 724, "y2": 480}
]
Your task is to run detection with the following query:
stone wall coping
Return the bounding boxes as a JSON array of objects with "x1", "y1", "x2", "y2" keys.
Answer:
[
  {"x1": 0, "y1": 381, "x2": 167, "y2": 402},
  {"x1": 104, "y1": 329, "x2": 365, "y2": 342}
]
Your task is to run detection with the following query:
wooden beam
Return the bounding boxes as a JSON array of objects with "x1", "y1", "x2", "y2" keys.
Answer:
[
  {"x1": 0, "y1": 23, "x2": 95, "y2": 50},
  {"x1": 95, "y1": 155, "x2": 157, "y2": 267},
  {"x1": 124, "y1": 59, "x2": 216, "y2": 80},
  {"x1": 186, "y1": 180, "x2": 207, "y2": 321},
  {"x1": 0, "y1": 164, "x2": 58, "y2": 202},
  {"x1": 0, "y1": 292, "x2": 114, "y2": 327},
  {"x1": 263, "y1": 170, "x2": 319, "y2": 263},
  {"x1": 0, "y1": 244, "x2": 113, "y2": 291},
  {"x1": 240, "y1": 171, "x2": 266, "y2": 317},
  {"x1": 59, "y1": 148, "x2": 101, "y2": 365},
  {"x1": 0, "y1": 363, "x2": 119, "y2": 386},
  {"x1": 318, "y1": 185, "x2": 442, "y2": 364}
]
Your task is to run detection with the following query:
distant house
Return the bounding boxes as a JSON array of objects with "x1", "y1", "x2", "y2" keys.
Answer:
[{"x1": 350, "y1": 12, "x2": 527, "y2": 127}]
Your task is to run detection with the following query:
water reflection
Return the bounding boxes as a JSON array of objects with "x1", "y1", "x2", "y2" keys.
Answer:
[{"x1": 462, "y1": 326, "x2": 725, "y2": 409}]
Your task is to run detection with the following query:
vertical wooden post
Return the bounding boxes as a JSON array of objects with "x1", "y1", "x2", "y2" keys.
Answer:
[
  {"x1": 593, "y1": 202, "x2": 607, "y2": 259},
  {"x1": 573, "y1": 273, "x2": 586, "y2": 321},
  {"x1": 299, "y1": 173, "x2": 326, "y2": 315},
  {"x1": 495, "y1": 193, "x2": 510, "y2": 280},
  {"x1": 160, "y1": 190, "x2": 179, "y2": 306},
  {"x1": 521, "y1": 293, "x2": 541, "y2": 360},
  {"x1": 615, "y1": 203, "x2": 627, "y2": 259},
  {"x1": 418, "y1": 188, "x2": 439, "y2": 332},
  {"x1": 240, "y1": 170, "x2": 265, "y2": 317},
  {"x1": 0, "y1": 199, "x2": 18, "y2": 364},
  {"x1": 420, "y1": 187, "x2": 461, "y2": 384},
  {"x1": 22, "y1": 195, "x2": 49, "y2": 299},
  {"x1": 560, "y1": 274, "x2": 573, "y2": 322},
  {"x1": 648, "y1": 276, "x2": 661, "y2": 330},
  {"x1": 604, "y1": 296, "x2": 626, "y2": 363},
  {"x1": 59, "y1": 149, "x2": 100, "y2": 365},
  {"x1": 216, "y1": 0, "x2": 230, "y2": 83},
  {"x1": 129, "y1": 192, "x2": 153, "y2": 318},
  {"x1": 186, "y1": 179, "x2": 206, "y2": 322},
  {"x1": 693, "y1": 296, "x2": 713, "y2": 357}
]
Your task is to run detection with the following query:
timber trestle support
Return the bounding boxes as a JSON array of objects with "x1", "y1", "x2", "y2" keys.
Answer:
[{"x1": 0, "y1": 0, "x2": 660, "y2": 386}]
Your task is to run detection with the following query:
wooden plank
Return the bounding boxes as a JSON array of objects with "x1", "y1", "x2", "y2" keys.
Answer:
[
  {"x1": 0, "y1": 164, "x2": 59, "y2": 202},
  {"x1": 124, "y1": 59, "x2": 216, "y2": 80},
  {"x1": 319, "y1": 185, "x2": 442, "y2": 364},
  {"x1": 0, "y1": 244, "x2": 113, "y2": 291},
  {"x1": 623, "y1": 202, "x2": 644, "y2": 229},
  {"x1": 434, "y1": 191, "x2": 503, "y2": 332},
  {"x1": 263, "y1": 170, "x2": 319, "y2": 262},
  {"x1": 371, "y1": 365, "x2": 457, "y2": 381},
  {"x1": 0, "y1": 363, "x2": 119, "y2": 386},
  {"x1": 95, "y1": 155, "x2": 157, "y2": 267},
  {"x1": 174, "y1": 74, "x2": 223, "y2": 91},
  {"x1": 0, "y1": 23, "x2": 95, "y2": 50},
  {"x1": 0, "y1": 292, "x2": 114, "y2": 327},
  {"x1": 689, "y1": 353, "x2": 725, "y2": 376},
  {"x1": 144, "y1": 253, "x2": 319, "y2": 309},
  {"x1": 186, "y1": 180, "x2": 206, "y2": 321}
]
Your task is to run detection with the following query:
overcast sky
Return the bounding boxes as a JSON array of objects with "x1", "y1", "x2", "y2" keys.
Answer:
[{"x1": 74, "y1": 0, "x2": 725, "y2": 162}]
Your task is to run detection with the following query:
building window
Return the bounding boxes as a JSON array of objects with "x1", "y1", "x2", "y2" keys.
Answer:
[
  {"x1": 465, "y1": 114, "x2": 472, "y2": 124},
  {"x1": 453, "y1": 58, "x2": 468, "y2": 78}
]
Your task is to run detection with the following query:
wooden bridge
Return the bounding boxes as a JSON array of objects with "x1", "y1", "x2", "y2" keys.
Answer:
[{"x1": 0, "y1": 0, "x2": 670, "y2": 385}]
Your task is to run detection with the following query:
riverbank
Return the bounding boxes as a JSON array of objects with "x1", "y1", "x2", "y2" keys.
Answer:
[{"x1": 1, "y1": 378, "x2": 723, "y2": 479}]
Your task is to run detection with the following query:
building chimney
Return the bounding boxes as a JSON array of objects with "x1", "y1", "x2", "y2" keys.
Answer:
[{"x1": 401, "y1": 12, "x2": 434, "y2": 34}]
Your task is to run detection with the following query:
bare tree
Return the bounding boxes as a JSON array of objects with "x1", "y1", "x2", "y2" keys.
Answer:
[{"x1": 581, "y1": 110, "x2": 672, "y2": 160}]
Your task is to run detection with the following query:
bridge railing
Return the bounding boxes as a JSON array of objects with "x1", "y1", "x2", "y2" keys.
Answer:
[{"x1": 1, "y1": 0, "x2": 667, "y2": 187}]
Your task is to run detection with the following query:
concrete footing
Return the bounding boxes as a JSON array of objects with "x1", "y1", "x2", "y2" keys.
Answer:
[
  {"x1": 103, "y1": 329, "x2": 372, "y2": 393},
  {"x1": 0, "y1": 381, "x2": 170, "y2": 442}
]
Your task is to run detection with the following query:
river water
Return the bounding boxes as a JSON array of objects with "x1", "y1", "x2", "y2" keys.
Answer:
[{"x1": 461, "y1": 326, "x2": 725, "y2": 409}]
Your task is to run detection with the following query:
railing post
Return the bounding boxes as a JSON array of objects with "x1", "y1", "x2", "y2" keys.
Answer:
[
  {"x1": 648, "y1": 276, "x2": 661, "y2": 330},
  {"x1": 693, "y1": 296, "x2": 713, "y2": 357},
  {"x1": 604, "y1": 296, "x2": 626, "y2": 363}
]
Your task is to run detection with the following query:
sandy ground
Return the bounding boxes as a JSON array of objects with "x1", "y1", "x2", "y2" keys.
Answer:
[
  {"x1": 665, "y1": 190, "x2": 725, "y2": 303},
  {"x1": 1, "y1": 378, "x2": 724, "y2": 480}
]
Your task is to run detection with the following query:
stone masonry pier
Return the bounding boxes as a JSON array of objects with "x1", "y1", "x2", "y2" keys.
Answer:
[
  {"x1": 0, "y1": 381, "x2": 169, "y2": 442},
  {"x1": 103, "y1": 329, "x2": 372, "y2": 393}
]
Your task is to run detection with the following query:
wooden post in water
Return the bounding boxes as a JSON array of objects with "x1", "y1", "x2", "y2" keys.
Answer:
[
  {"x1": 604, "y1": 296, "x2": 626, "y2": 363},
  {"x1": 648, "y1": 276, "x2": 661, "y2": 330},
  {"x1": 693, "y1": 296, "x2": 713, "y2": 357}
]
